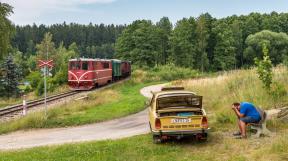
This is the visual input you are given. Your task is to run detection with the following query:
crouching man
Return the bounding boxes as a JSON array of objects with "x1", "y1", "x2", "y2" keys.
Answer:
[{"x1": 232, "y1": 102, "x2": 261, "y2": 139}]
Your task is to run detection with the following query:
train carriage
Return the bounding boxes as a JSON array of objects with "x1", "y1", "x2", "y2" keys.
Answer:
[
  {"x1": 68, "y1": 58, "x2": 112, "y2": 90},
  {"x1": 111, "y1": 59, "x2": 122, "y2": 81},
  {"x1": 121, "y1": 61, "x2": 131, "y2": 77}
]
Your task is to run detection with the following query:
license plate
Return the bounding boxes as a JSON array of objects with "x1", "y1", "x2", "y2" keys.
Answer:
[{"x1": 171, "y1": 118, "x2": 191, "y2": 124}]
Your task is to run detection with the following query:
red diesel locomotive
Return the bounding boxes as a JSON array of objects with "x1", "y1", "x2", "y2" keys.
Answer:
[{"x1": 68, "y1": 58, "x2": 131, "y2": 90}]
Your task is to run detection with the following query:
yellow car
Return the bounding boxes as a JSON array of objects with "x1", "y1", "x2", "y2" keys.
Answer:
[{"x1": 148, "y1": 87, "x2": 209, "y2": 143}]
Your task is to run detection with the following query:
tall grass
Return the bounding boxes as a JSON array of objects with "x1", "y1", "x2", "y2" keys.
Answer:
[{"x1": 171, "y1": 66, "x2": 288, "y2": 129}]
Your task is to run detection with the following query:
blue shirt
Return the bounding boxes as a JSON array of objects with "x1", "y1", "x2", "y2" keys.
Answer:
[{"x1": 240, "y1": 102, "x2": 261, "y2": 120}]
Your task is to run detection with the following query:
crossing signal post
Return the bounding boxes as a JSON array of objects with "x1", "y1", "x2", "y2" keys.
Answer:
[{"x1": 38, "y1": 59, "x2": 54, "y2": 117}]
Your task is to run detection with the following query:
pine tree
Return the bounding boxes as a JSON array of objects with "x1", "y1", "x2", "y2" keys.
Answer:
[{"x1": 1, "y1": 54, "x2": 21, "y2": 97}]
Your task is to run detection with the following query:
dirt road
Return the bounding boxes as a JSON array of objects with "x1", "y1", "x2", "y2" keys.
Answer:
[{"x1": 0, "y1": 84, "x2": 166, "y2": 150}]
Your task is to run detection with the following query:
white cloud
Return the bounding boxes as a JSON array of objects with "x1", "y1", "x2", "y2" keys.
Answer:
[{"x1": 1, "y1": 0, "x2": 117, "y2": 24}]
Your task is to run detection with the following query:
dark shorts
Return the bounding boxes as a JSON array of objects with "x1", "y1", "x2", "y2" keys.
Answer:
[{"x1": 240, "y1": 116, "x2": 260, "y2": 123}]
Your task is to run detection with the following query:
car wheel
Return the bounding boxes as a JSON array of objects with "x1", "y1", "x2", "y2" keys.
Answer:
[
  {"x1": 153, "y1": 135, "x2": 162, "y2": 144},
  {"x1": 199, "y1": 133, "x2": 208, "y2": 142}
]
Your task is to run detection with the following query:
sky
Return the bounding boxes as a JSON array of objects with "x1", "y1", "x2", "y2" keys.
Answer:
[{"x1": 2, "y1": 0, "x2": 288, "y2": 25}]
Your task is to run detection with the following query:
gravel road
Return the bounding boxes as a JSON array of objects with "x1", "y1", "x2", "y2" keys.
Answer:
[{"x1": 0, "y1": 84, "x2": 166, "y2": 150}]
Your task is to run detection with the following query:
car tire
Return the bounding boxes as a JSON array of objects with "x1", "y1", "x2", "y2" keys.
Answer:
[
  {"x1": 200, "y1": 133, "x2": 208, "y2": 142},
  {"x1": 153, "y1": 135, "x2": 162, "y2": 144}
]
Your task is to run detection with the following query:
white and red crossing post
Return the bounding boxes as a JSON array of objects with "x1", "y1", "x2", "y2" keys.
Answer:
[{"x1": 38, "y1": 58, "x2": 54, "y2": 117}]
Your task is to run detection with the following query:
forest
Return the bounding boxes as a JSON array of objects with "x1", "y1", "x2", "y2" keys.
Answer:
[{"x1": 1, "y1": 2, "x2": 288, "y2": 98}]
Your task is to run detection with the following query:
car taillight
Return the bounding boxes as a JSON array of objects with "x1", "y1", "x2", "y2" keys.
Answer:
[
  {"x1": 201, "y1": 117, "x2": 208, "y2": 128},
  {"x1": 155, "y1": 118, "x2": 161, "y2": 129}
]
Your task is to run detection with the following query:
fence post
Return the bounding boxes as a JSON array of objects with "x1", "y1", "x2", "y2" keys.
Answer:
[{"x1": 23, "y1": 95, "x2": 27, "y2": 116}]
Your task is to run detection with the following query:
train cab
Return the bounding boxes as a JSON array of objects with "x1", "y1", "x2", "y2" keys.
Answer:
[{"x1": 68, "y1": 58, "x2": 112, "y2": 90}]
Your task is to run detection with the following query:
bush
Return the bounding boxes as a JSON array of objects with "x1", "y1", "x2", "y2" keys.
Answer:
[
  {"x1": 26, "y1": 71, "x2": 42, "y2": 89},
  {"x1": 145, "y1": 64, "x2": 199, "y2": 82},
  {"x1": 36, "y1": 77, "x2": 57, "y2": 96},
  {"x1": 53, "y1": 68, "x2": 67, "y2": 85},
  {"x1": 254, "y1": 44, "x2": 273, "y2": 90}
]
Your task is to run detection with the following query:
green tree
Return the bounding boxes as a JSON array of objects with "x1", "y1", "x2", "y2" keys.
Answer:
[
  {"x1": 53, "y1": 42, "x2": 80, "y2": 85},
  {"x1": 231, "y1": 20, "x2": 243, "y2": 68},
  {"x1": 36, "y1": 32, "x2": 57, "y2": 60},
  {"x1": 195, "y1": 14, "x2": 209, "y2": 72},
  {"x1": 254, "y1": 44, "x2": 272, "y2": 90},
  {"x1": 170, "y1": 17, "x2": 197, "y2": 68},
  {"x1": 156, "y1": 17, "x2": 172, "y2": 65},
  {"x1": 12, "y1": 50, "x2": 29, "y2": 78},
  {"x1": 116, "y1": 20, "x2": 160, "y2": 67},
  {"x1": 0, "y1": 2, "x2": 14, "y2": 59},
  {"x1": 212, "y1": 21, "x2": 236, "y2": 70},
  {"x1": 1, "y1": 54, "x2": 21, "y2": 97},
  {"x1": 244, "y1": 30, "x2": 288, "y2": 65}
]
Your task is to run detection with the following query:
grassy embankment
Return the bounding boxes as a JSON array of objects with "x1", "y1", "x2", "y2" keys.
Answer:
[
  {"x1": 0, "y1": 85, "x2": 71, "y2": 108},
  {"x1": 0, "y1": 65, "x2": 198, "y2": 134},
  {"x1": 1, "y1": 66, "x2": 287, "y2": 161}
]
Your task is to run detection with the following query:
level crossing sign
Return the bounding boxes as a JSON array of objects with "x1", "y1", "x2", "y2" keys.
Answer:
[{"x1": 38, "y1": 60, "x2": 54, "y2": 68}]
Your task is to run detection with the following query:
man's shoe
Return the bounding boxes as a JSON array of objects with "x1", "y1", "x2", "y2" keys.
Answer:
[{"x1": 232, "y1": 131, "x2": 241, "y2": 136}]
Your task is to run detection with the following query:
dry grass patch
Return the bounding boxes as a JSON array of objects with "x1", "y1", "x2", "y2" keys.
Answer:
[{"x1": 171, "y1": 66, "x2": 288, "y2": 131}]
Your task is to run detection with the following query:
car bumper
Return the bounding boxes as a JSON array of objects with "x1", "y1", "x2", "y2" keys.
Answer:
[{"x1": 151, "y1": 128, "x2": 210, "y2": 136}]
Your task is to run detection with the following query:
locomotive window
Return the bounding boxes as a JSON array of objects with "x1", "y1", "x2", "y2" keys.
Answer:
[
  {"x1": 69, "y1": 62, "x2": 81, "y2": 70},
  {"x1": 82, "y1": 61, "x2": 89, "y2": 70},
  {"x1": 102, "y1": 62, "x2": 109, "y2": 69}
]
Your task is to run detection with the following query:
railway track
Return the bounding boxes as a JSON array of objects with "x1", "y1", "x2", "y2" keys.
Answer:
[
  {"x1": 0, "y1": 91, "x2": 79, "y2": 117},
  {"x1": 0, "y1": 77, "x2": 130, "y2": 118}
]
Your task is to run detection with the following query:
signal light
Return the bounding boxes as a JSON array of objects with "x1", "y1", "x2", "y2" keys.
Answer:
[
  {"x1": 155, "y1": 118, "x2": 161, "y2": 129},
  {"x1": 201, "y1": 117, "x2": 208, "y2": 128}
]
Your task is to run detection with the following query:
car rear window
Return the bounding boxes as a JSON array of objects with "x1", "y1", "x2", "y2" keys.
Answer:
[{"x1": 157, "y1": 95, "x2": 202, "y2": 109}]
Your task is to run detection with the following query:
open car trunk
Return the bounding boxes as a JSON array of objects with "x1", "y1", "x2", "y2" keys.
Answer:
[{"x1": 156, "y1": 94, "x2": 205, "y2": 130}]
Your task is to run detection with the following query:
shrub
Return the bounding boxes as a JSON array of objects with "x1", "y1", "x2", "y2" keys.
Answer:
[
  {"x1": 145, "y1": 64, "x2": 199, "y2": 82},
  {"x1": 254, "y1": 44, "x2": 273, "y2": 90},
  {"x1": 26, "y1": 71, "x2": 42, "y2": 89}
]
